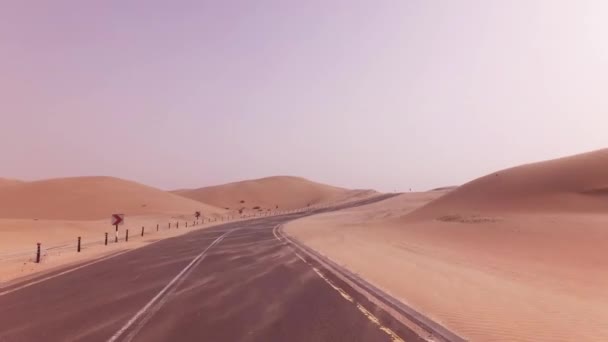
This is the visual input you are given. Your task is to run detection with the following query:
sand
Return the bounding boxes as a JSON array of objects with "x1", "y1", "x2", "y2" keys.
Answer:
[
  {"x1": 411, "y1": 148, "x2": 608, "y2": 217},
  {"x1": 0, "y1": 176, "x2": 229, "y2": 283},
  {"x1": 0, "y1": 176, "x2": 223, "y2": 220},
  {"x1": 0, "y1": 215, "x2": 238, "y2": 284},
  {"x1": 286, "y1": 149, "x2": 608, "y2": 341},
  {"x1": 0, "y1": 175, "x2": 338, "y2": 284},
  {"x1": 173, "y1": 176, "x2": 363, "y2": 212},
  {"x1": 0, "y1": 178, "x2": 23, "y2": 188}
]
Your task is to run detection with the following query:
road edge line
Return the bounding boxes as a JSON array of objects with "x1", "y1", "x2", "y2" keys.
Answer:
[{"x1": 276, "y1": 224, "x2": 467, "y2": 342}]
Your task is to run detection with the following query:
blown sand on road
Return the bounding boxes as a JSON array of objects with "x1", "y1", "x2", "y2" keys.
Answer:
[
  {"x1": 0, "y1": 176, "x2": 226, "y2": 282},
  {"x1": 173, "y1": 175, "x2": 370, "y2": 212},
  {"x1": 286, "y1": 149, "x2": 608, "y2": 341}
]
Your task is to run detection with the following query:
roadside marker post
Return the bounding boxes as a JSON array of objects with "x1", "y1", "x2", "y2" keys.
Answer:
[
  {"x1": 186, "y1": 222, "x2": 188, "y2": 228},
  {"x1": 36, "y1": 243, "x2": 41, "y2": 263},
  {"x1": 105, "y1": 233, "x2": 108, "y2": 246},
  {"x1": 177, "y1": 222, "x2": 179, "y2": 229},
  {"x1": 77, "y1": 237, "x2": 81, "y2": 252},
  {"x1": 111, "y1": 214, "x2": 124, "y2": 243},
  {"x1": 141, "y1": 226, "x2": 144, "y2": 237},
  {"x1": 126, "y1": 229, "x2": 129, "y2": 242}
]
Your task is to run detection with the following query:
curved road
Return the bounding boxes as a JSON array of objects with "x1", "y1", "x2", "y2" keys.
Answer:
[{"x1": 0, "y1": 195, "x2": 458, "y2": 342}]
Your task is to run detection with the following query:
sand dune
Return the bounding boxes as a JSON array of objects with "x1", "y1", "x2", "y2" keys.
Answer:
[
  {"x1": 429, "y1": 185, "x2": 458, "y2": 191},
  {"x1": 0, "y1": 176, "x2": 228, "y2": 282},
  {"x1": 286, "y1": 149, "x2": 608, "y2": 341},
  {"x1": 173, "y1": 176, "x2": 354, "y2": 211},
  {"x1": 0, "y1": 178, "x2": 23, "y2": 187},
  {"x1": 410, "y1": 148, "x2": 608, "y2": 219},
  {"x1": 0, "y1": 176, "x2": 222, "y2": 220}
]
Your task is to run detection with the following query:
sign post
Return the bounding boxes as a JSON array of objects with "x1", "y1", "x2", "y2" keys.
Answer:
[{"x1": 111, "y1": 214, "x2": 124, "y2": 243}]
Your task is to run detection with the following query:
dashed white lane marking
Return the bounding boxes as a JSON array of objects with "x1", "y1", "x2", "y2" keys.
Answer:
[
  {"x1": 294, "y1": 253, "x2": 307, "y2": 263},
  {"x1": 0, "y1": 250, "x2": 131, "y2": 297},
  {"x1": 274, "y1": 225, "x2": 404, "y2": 342},
  {"x1": 107, "y1": 228, "x2": 236, "y2": 342},
  {"x1": 356, "y1": 303, "x2": 405, "y2": 342},
  {"x1": 311, "y1": 266, "x2": 354, "y2": 303}
]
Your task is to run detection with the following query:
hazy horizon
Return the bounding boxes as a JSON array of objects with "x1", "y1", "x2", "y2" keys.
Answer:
[{"x1": 2, "y1": 1, "x2": 607, "y2": 192}]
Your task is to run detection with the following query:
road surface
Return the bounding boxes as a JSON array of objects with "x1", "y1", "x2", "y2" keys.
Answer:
[{"x1": 0, "y1": 195, "x2": 456, "y2": 342}]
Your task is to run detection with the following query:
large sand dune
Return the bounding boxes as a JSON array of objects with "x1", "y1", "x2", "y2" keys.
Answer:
[
  {"x1": 410, "y1": 148, "x2": 608, "y2": 219},
  {"x1": 0, "y1": 176, "x2": 222, "y2": 220},
  {"x1": 286, "y1": 149, "x2": 608, "y2": 341},
  {"x1": 173, "y1": 176, "x2": 353, "y2": 211},
  {"x1": 0, "y1": 176, "x2": 227, "y2": 282}
]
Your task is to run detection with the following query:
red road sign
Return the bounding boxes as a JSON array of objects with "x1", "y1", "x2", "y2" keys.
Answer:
[{"x1": 111, "y1": 214, "x2": 124, "y2": 226}]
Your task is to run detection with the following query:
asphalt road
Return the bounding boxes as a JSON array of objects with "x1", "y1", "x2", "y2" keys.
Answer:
[{"x1": 0, "y1": 195, "x2": 438, "y2": 342}]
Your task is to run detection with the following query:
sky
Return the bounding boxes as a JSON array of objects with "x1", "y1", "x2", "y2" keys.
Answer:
[{"x1": 1, "y1": 0, "x2": 607, "y2": 192}]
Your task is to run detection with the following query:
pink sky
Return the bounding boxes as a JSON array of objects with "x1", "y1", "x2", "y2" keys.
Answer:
[{"x1": 2, "y1": 1, "x2": 608, "y2": 192}]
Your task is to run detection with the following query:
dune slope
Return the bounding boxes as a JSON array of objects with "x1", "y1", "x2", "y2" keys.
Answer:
[
  {"x1": 0, "y1": 178, "x2": 23, "y2": 187},
  {"x1": 409, "y1": 148, "x2": 608, "y2": 219},
  {"x1": 0, "y1": 176, "x2": 221, "y2": 220},
  {"x1": 173, "y1": 176, "x2": 351, "y2": 210}
]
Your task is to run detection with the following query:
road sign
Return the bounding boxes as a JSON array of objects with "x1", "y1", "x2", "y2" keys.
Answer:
[{"x1": 111, "y1": 214, "x2": 124, "y2": 226}]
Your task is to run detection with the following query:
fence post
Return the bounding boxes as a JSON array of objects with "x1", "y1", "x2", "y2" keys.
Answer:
[
  {"x1": 141, "y1": 226, "x2": 144, "y2": 237},
  {"x1": 36, "y1": 243, "x2": 41, "y2": 263},
  {"x1": 105, "y1": 232, "x2": 108, "y2": 246},
  {"x1": 126, "y1": 229, "x2": 129, "y2": 242},
  {"x1": 77, "y1": 237, "x2": 81, "y2": 252}
]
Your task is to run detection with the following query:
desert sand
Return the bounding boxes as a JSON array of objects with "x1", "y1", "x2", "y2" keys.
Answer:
[
  {"x1": 0, "y1": 178, "x2": 23, "y2": 188},
  {"x1": 0, "y1": 176, "x2": 228, "y2": 283},
  {"x1": 0, "y1": 176, "x2": 222, "y2": 220},
  {"x1": 0, "y1": 175, "x2": 352, "y2": 283},
  {"x1": 286, "y1": 149, "x2": 608, "y2": 341},
  {"x1": 173, "y1": 175, "x2": 362, "y2": 212}
]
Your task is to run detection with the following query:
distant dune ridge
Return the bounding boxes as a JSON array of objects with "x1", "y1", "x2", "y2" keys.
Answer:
[
  {"x1": 409, "y1": 148, "x2": 608, "y2": 219},
  {"x1": 0, "y1": 176, "x2": 222, "y2": 220},
  {"x1": 429, "y1": 186, "x2": 458, "y2": 192},
  {"x1": 173, "y1": 176, "x2": 353, "y2": 211},
  {"x1": 0, "y1": 178, "x2": 23, "y2": 187}
]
